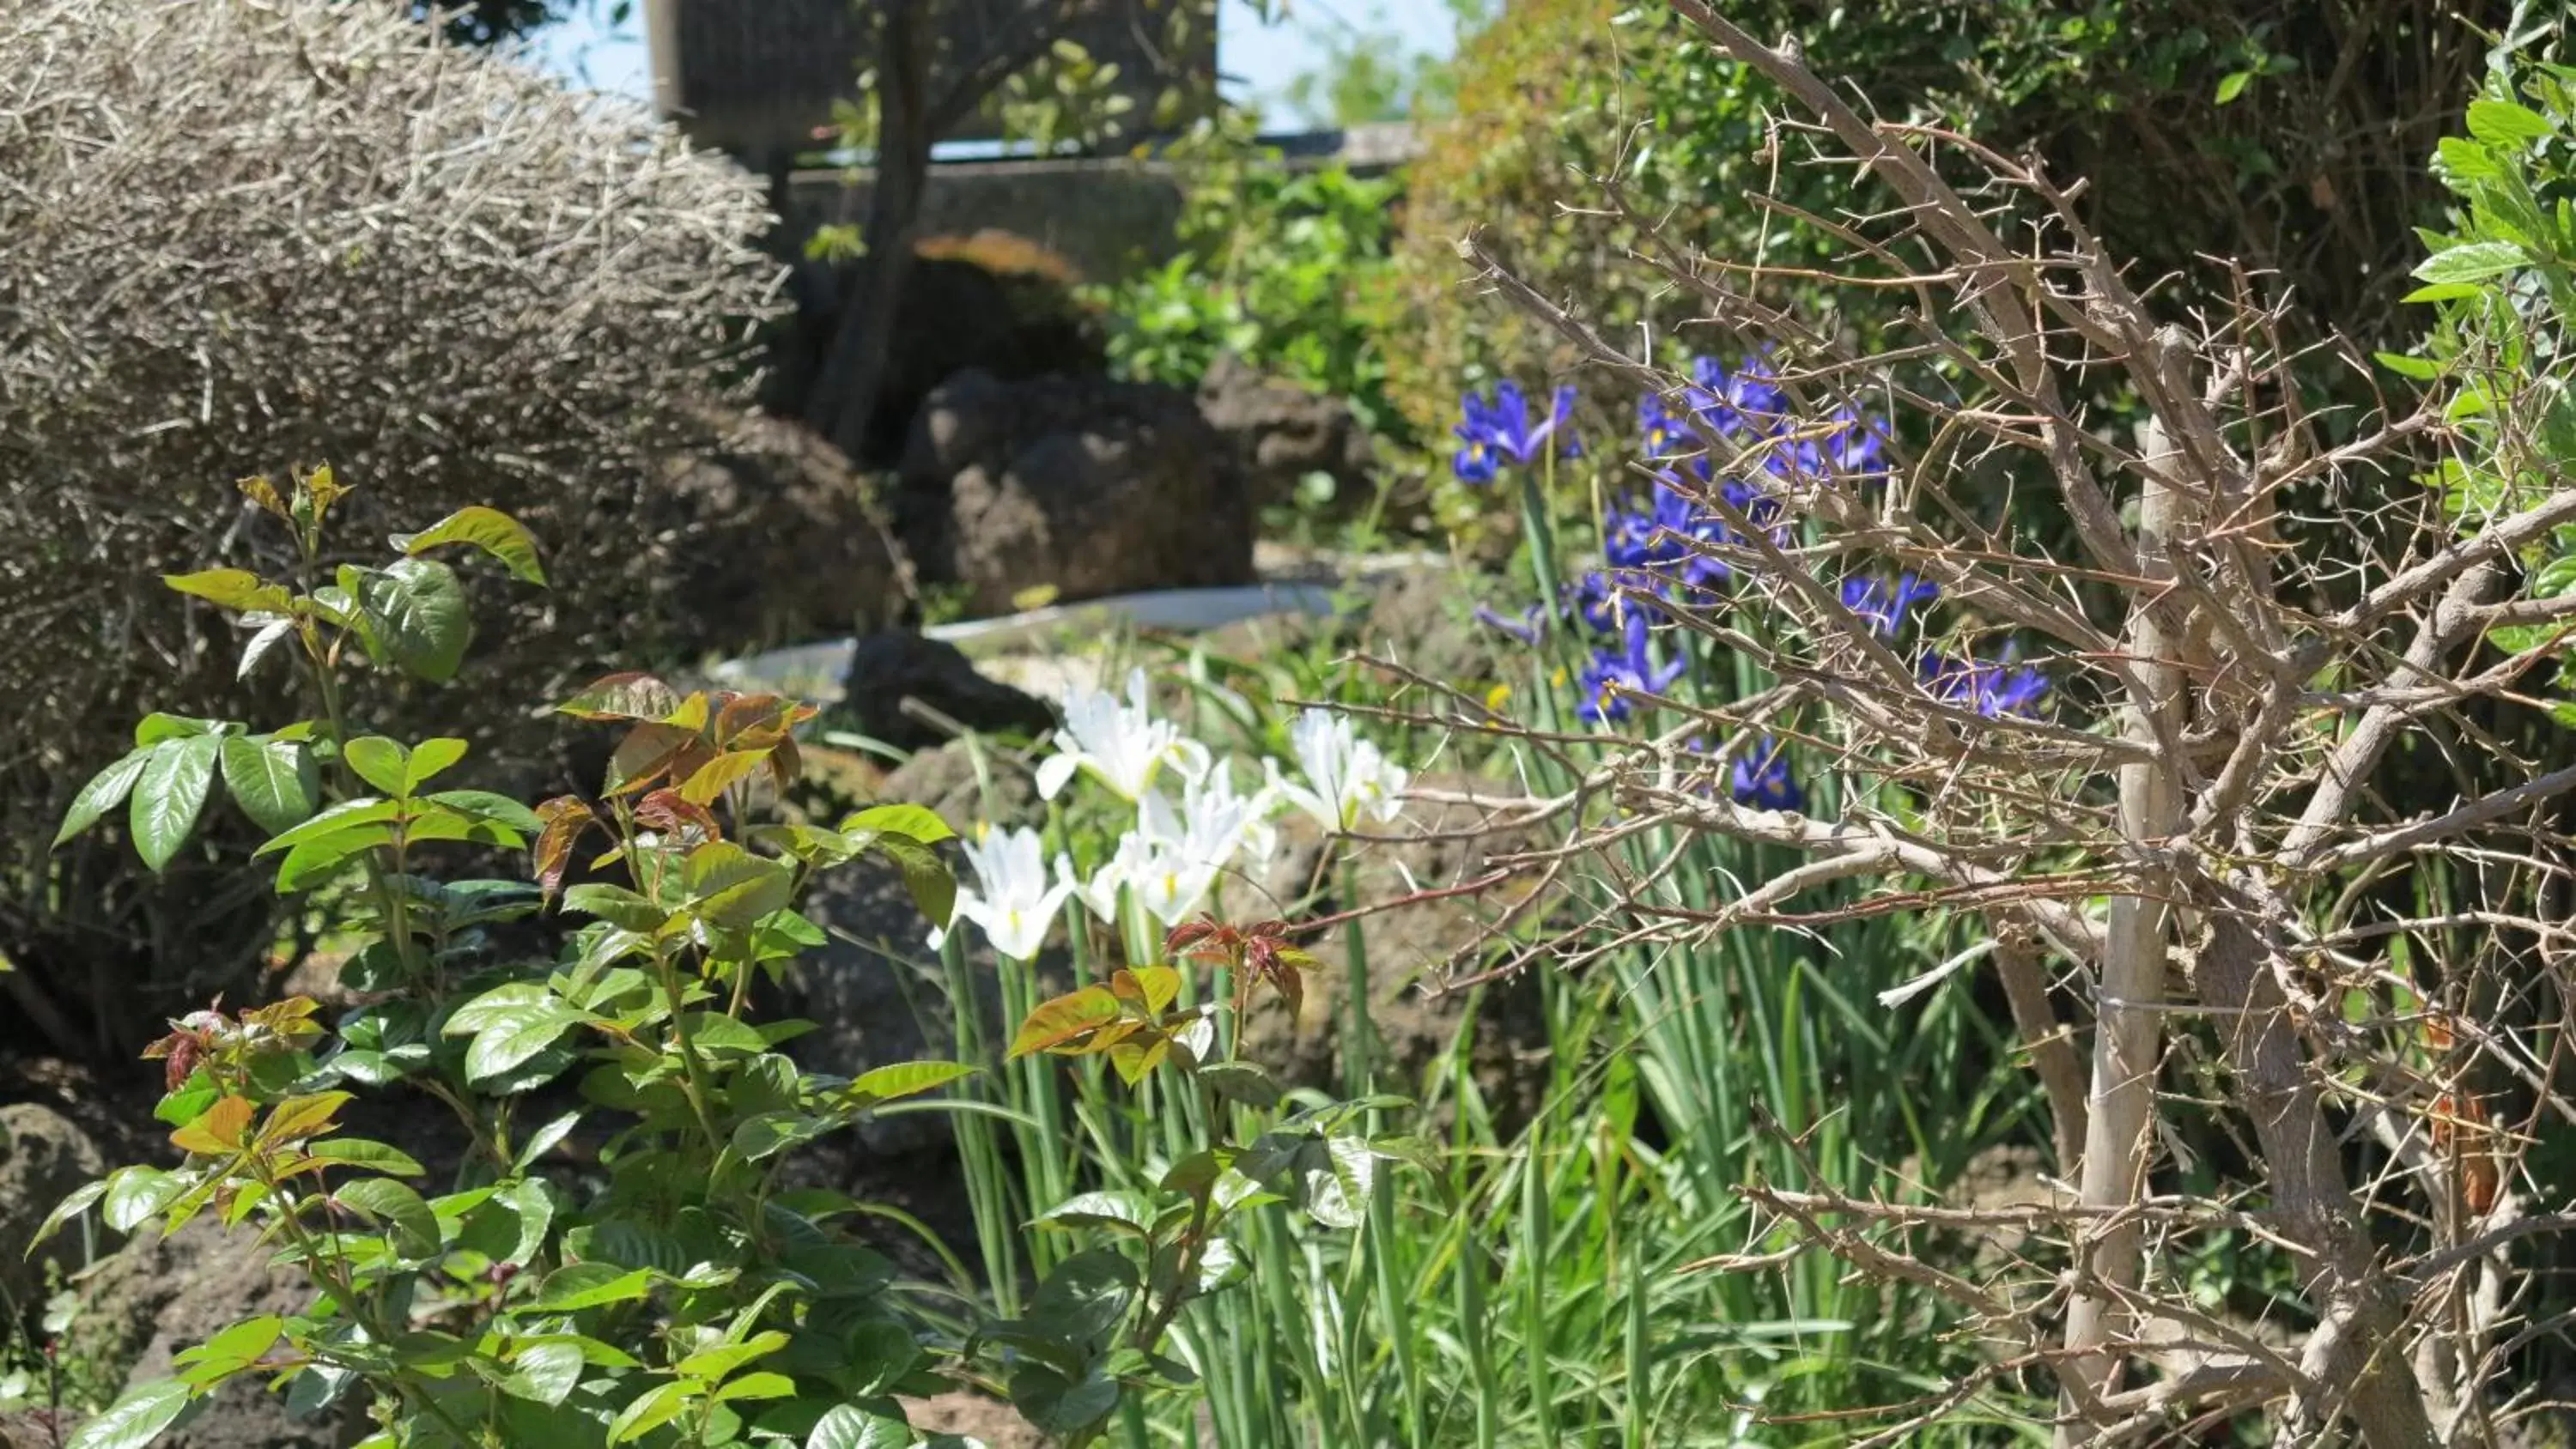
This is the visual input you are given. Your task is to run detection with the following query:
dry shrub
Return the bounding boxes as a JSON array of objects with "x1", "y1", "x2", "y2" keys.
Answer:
[{"x1": 0, "y1": 0, "x2": 781, "y2": 1055}]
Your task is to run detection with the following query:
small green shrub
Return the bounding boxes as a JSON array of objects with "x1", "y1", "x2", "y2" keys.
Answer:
[
  {"x1": 1089, "y1": 122, "x2": 1407, "y2": 440},
  {"x1": 35, "y1": 473, "x2": 984, "y2": 1448}
]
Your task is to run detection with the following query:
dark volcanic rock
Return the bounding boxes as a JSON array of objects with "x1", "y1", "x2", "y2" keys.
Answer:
[
  {"x1": 897, "y1": 369, "x2": 1254, "y2": 615},
  {"x1": 837, "y1": 630, "x2": 1056, "y2": 752}
]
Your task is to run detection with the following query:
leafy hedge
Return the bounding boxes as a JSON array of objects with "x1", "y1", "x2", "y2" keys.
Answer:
[{"x1": 1388, "y1": 0, "x2": 2500, "y2": 518}]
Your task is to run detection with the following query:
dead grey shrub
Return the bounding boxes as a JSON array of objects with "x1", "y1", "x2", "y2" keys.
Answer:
[{"x1": 0, "y1": 0, "x2": 781, "y2": 1054}]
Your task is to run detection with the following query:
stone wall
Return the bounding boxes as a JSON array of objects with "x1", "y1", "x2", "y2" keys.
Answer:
[
  {"x1": 783, "y1": 159, "x2": 1187, "y2": 283},
  {"x1": 779, "y1": 124, "x2": 1421, "y2": 284}
]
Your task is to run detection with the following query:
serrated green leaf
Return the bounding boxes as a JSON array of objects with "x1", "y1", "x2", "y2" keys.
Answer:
[
  {"x1": 514, "y1": 1111, "x2": 581, "y2": 1171},
  {"x1": 674, "y1": 1330, "x2": 789, "y2": 1383},
  {"x1": 173, "y1": 1315, "x2": 282, "y2": 1382},
  {"x1": 274, "y1": 825, "x2": 395, "y2": 894},
  {"x1": 2467, "y1": 98, "x2": 2552, "y2": 146},
  {"x1": 427, "y1": 790, "x2": 543, "y2": 834},
  {"x1": 336, "y1": 1178, "x2": 440, "y2": 1257},
  {"x1": 503, "y1": 1178, "x2": 555, "y2": 1266},
  {"x1": 64, "y1": 1377, "x2": 193, "y2": 1449},
  {"x1": 713, "y1": 1371, "x2": 795, "y2": 1404},
  {"x1": 2403, "y1": 280, "x2": 2486, "y2": 304},
  {"x1": 846, "y1": 1060, "x2": 976, "y2": 1105},
  {"x1": 27, "y1": 1179, "x2": 110, "y2": 1252},
  {"x1": 2438, "y1": 134, "x2": 2502, "y2": 181},
  {"x1": 163, "y1": 569, "x2": 290, "y2": 615},
  {"x1": 2414, "y1": 240, "x2": 2529, "y2": 285},
  {"x1": 531, "y1": 1264, "x2": 655, "y2": 1312},
  {"x1": 238, "y1": 618, "x2": 295, "y2": 681},
  {"x1": 134, "y1": 714, "x2": 218, "y2": 747},
  {"x1": 404, "y1": 738, "x2": 468, "y2": 792},
  {"x1": 2373, "y1": 350, "x2": 2439, "y2": 381},
  {"x1": 561, "y1": 883, "x2": 666, "y2": 931},
  {"x1": 301, "y1": 1138, "x2": 425, "y2": 1177},
  {"x1": 131, "y1": 736, "x2": 220, "y2": 873},
  {"x1": 355, "y1": 558, "x2": 471, "y2": 683},
  {"x1": 1196, "y1": 1060, "x2": 1282, "y2": 1108},
  {"x1": 252, "y1": 797, "x2": 396, "y2": 856},
  {"x1": 392, "y1": 506, "x2": 547, "y2": 585},
  {"x1": 804, "y1": 1404, "x2": 913, "y2": 1449},
  {"x1": 730, "y1": 1112, "x2": 835, "y2": 1162},
  {"x1": 102, "y1": 1167, "x2": 183, "y2": 1234},
  {"x1": 219, "y1": 737, "x2": 319, "y2": 835},
  {"x1": 607, "y1": 1380, "x2": 693, "y2": 1446},
  {"x1": 838, "y1": 803, "x2": 956, "y2": 845},
  {"x1": 56, "y1": 749, "x2": 153, "y2": 846},
  {"x1": 502, "y1": 1340, "x2": 584, "y2": 1406},
  {"x1": 463, "y1": 1003, "x2": 587, "y2": 1083}
]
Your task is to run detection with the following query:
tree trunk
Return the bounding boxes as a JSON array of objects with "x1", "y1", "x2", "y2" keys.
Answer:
[
  {"x1": 2193, "y1": 913, "x2": 2439, "y2": 1449},
  {"x1": 2057, "y1": 422, "x2": 2188, "y2": 1438},
  {"x1": 805, "y1": 0, "x2": 934, "y2": 462}
]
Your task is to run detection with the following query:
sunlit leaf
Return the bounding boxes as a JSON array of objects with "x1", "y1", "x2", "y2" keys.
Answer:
[
  {"x1": 56, "y1": 748, "x2": 152, "y2": 846},
  {"x1": 845, "y1": 1060, "x2": 975, "y2": 1105},
  {"x1": 1010, "y1": 986, "x2": 1121, "y2": 1059},
  {"x1": 555, "y1": 672, "x2": 683, "y2": 723},
  {"x1": 163, "y1": 568, "x2": 291, "y2": 615},
  {"x1": 131, "y1": 736, "x2": 220, "y2": 873},
  {"x1": 392, "y1": 506, "x2": 547, "y2": 585},
  {"x1": 677, "y1": 749, "x2": 771, "y2": 806},
  {"x1": 838, "y1": 803, "x2": 956, "y2": 845},
  {"x1": 64, "y1": 1377, "x2": 194, "y2": 1449}
]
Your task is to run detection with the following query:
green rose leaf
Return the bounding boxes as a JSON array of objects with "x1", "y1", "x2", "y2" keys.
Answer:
[
  {"x1": 56, "y1": 748, "x2": 154, "y2": 846},
  {"x1": 219, "y1": 736, "x2": 320, "y2": 835},
  {"x1": 354, "y1": 558, "x2": 471, "y2": 682},
  {"x1": 131, "y1": 735, "x2": 222, "y2": 873}
]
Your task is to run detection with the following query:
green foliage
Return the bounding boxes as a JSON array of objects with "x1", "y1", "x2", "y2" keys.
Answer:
[
  {"x1": 1088, "y1": 118, "x2": 1408, "y2": 440},
  {"x1": 1273, "y1": 0, "x2": 1491, "y2": 125},
  {"x1": 1389, "y1": 0, "x2": 2495, "y2": 531},
  {"x1": 995, "y1": 39, "x2": 1138, "y2": 156},
  {"x1": 2405, "y1": 55, "x2": 2576, "y2": 688},
  {"x1": 37, "y1": 473, "x2": 1022, "y2": 1449}
]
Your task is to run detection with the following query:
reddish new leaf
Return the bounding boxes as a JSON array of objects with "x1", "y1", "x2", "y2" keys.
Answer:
[
  {"x1": 1009, "y1": 986, "x2": 1122, "y2": 1060},
  {"x1": 532, "y1": 796, "x2": 597, "y2": 899}
]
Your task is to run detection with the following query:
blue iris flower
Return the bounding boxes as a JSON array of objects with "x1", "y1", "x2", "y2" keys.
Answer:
[
  {"x1": 1921, "y1": 652, "x2": 2050, "y2": 718},
  {"x1": 1824, "y1": 408, "x2": 1887, "y2": 478},
  {"x1": 1452, "y1": 381, "x2": 1581, "y2": 484},
  {"x1": 1637, "y1": 393, "x2": 1686, "y2": 461},
  {"x1": 1577, "y1": 611, "x2": 1687, "y2": 724},
  {"x1": 1839, "y1": 573, "x2": 1941, "y2": 638},
  {"x1": 1570, "y1": 570, "x2": 1641, "y2": 634},
  {"x1": 1453, "y1": 390, "x2": 1499, "y2": 483},
  {"x1": 1728, "y1": 736, "x2": 1805, "y2": 811},
  {"x1": 1472, "y1": 602, "x2": 1547, "y2": 646},
  {"x1": 1686, "y1": 355, "x2": 1789, "y2": 441}
]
